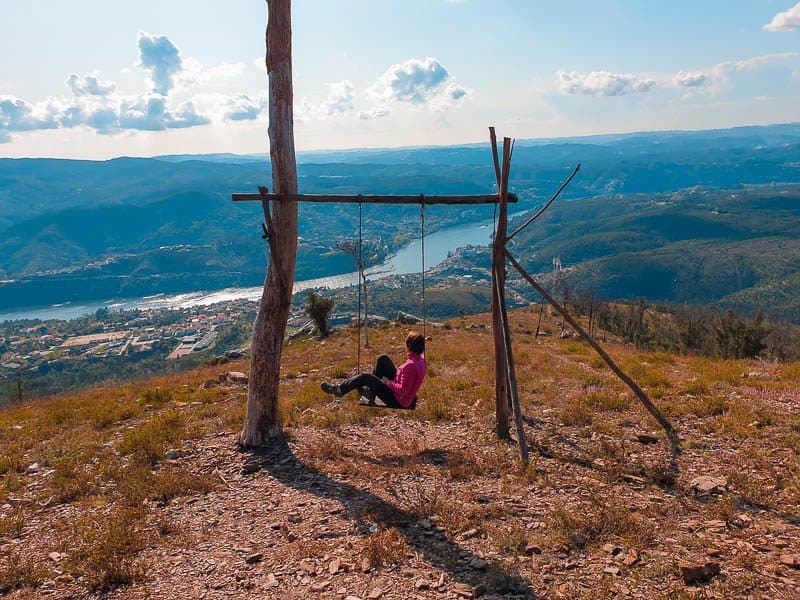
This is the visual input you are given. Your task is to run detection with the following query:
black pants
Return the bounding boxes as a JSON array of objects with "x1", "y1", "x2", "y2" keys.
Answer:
[{"x1": 339, "y1": 354, "x2": 399, "y2": 407}]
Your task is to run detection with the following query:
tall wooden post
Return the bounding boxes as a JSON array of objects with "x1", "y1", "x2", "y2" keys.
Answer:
[
  {"x1": 490, "y1": 130, "x2": 511, "y2": 439},
  {"x1": 241, "y1": 0, "x2": 298, "y2": 448}
]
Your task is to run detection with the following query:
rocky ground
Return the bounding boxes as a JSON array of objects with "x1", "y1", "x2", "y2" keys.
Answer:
[{"x1": 2, "y1": 310, "x2": 800, "y2": 598}]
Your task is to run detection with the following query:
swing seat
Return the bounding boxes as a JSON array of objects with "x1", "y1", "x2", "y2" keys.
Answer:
[{"x1": 358, "y1": 395, "x2": 418, "y2": 410}]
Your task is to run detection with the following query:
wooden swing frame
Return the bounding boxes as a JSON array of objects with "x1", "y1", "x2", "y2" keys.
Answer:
[{"x1": 233, "y1": 127, "x2": 677, "y2": 465}]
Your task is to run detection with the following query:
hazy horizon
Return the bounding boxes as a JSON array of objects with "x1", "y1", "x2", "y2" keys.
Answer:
[
  {"x1": 2, "y1": 1, "x2": 799, "y2": 160},
  {"x1": 3, "y1": 120, "x2": 798, "y2": 162}
]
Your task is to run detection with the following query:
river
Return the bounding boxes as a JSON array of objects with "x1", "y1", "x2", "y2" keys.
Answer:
[{"x1": 0, "y1": 212, "x2": 522, "y2": 322}]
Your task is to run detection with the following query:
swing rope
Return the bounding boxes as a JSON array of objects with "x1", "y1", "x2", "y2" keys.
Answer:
[
  {"x1": 354, "y1": 195, "x2": 427, "y2": 372},
  {"x1": 420, "y1": 195, "x2": 426, "y2": 341}
]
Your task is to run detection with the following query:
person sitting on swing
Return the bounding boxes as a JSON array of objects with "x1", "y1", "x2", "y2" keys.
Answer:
[{"x1": 321, "y1": 331, "x2": 426, "y2": 409}]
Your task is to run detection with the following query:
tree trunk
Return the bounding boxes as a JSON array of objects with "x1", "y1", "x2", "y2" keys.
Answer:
[{"x1": 241, "y1": 0, "x2": 298, "y2": 448}]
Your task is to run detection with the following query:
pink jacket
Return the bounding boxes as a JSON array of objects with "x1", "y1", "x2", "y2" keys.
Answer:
[{"x1": 386, "y1": 352, "x2": 427, "y2": 408}]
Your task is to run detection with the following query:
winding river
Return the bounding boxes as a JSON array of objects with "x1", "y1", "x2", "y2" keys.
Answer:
[{"x1": 0, "y1": 212, "x2": 522, "y2": 322}]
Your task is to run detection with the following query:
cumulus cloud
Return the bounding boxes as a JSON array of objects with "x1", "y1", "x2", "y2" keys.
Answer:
[
  {"x1": 557, "y1": 70, "x2": 656, "y2": 96},
  {"x1": 137, "y1": 32, "x2": 183, "y2": 95},
  {"x1": 370, "y1": 57, "x2": 450, "y2": 103},
  {"x1": 222, "y1": 94, "x2": 267, "y2": 121},
  {"x1": 67, "y1": 72, "x2": 116, "y2": 96},
  {"x1": 0, "y1": 96, "x2": 61, "y2": 135},
  {"x1": 445, "y1": 82, "x2": 468, "y2": 100},
  {"x1": 320, "y1": 80, "x2": 355, "y2": 116},
  {"x1": 673, "y1": 70, "x2": 709, "y2": 88},
  {"x1": 361, "y1": 57, "x2": 469, "y2": 118},
  {"x1": 117, "y1": 95, "x2": 209, "y2": 131},
  {"x1": 764, "y1": 2, "x2": 800, "y2": 31}
]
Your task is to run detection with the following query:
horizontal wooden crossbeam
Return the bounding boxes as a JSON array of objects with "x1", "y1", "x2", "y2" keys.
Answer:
[{"x1": 231, "y1": 192, "x2": 517, "y2": 205}]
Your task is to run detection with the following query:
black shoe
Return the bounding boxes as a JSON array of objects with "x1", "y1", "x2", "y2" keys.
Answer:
[
  {"x1": 321, "y1": 382, "x2": 344, "y2": 397},
  {"x1": 358, "y1": 386, "x2": 376, "y2": 402}
]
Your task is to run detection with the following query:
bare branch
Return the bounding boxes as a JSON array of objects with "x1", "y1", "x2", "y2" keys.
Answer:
[{"x1": 506, "y1": 164, "x2": 581, "y2": 243}]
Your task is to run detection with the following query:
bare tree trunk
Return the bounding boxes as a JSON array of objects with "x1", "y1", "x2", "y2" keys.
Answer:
[{"x1": 241, "y1": 0, "x2": 298, "y2": 448}]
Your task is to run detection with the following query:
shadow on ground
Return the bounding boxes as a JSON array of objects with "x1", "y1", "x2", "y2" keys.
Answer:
[{"x1": 241, "y1": 437, "x2": 536, "y2": 598}]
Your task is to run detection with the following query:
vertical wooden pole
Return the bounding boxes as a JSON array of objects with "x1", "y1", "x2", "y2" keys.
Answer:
[
  {"x1": 241, "y1": 0, "x2": 299, "y2": 448},
  {"x1": 490, "y1": 129, "x2": 511, "y2": 439}
]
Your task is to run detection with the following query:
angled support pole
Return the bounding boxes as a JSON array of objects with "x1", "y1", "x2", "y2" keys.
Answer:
[
  {"x1": 506, "y1": 164, "x2": 581, "y2": 243},
  {"x1": 493, "y1": 263, "x2": 530, "y2": 465},
  {"x1": 505, "y1": 250, "x2": 679, "y2": 449}
]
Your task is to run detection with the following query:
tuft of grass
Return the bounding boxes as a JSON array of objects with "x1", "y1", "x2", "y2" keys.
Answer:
[
  {"x1": 0, "y1": 550, "x2": 48, "y2": 593},
  {"x1": 415, "y1": 395, "x2": 459, "y2": 424},
  {"x1": 363, "y1": 527, "x2": 409, "y2": 566},
  {"x1": 329, "y1": 366, "x2": 349, "y2": 379},
  {"x1": 108, "y1": 461, "x2": 216, "y2": 506},
  {"x1": 117, "y1": 410, "x2": 187, "y2": 465},
  {"x1": 559, "y1": 397, "x2": 593, "y2": 426},
  {"x1": 492, "y1": 527, "x2": 528, "y2": 554},
  {"x1": 0, "y1": 443, "x2": 25, "y2": 476},
  {"x1": 0, "y1": 507, "x2": 25, "y2": 539},
  {"x1": 584, "y1": 389, "x2": 631, "y2": 412},
  {"x1": 66, "y1": 506, "x2": 150, "y2": 592},
  {"x1": 49, "y1": 455, "x2": 96, "y2": 504},
  {"x1": 547, "y1": 493, "x2": 650, "y2": 547},
  {"x1": 141, "y1": 387, "x2": 173, "y2": 406}
]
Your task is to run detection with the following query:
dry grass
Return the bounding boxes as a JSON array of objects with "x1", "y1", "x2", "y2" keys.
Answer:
[
  {"x1": 0, "y1": 507, "x2": 25, "y2": 539},
  {"x1": 66, "y1": 506, "x2": 150, "y2": 592},
  {"x1": 0, "y1": 550, "x2": 48, "y2": 594},
  {"x1": 362, "y1": 527, "x2": 409, "y2": 566},
  {"x1": 2, "y1": 308, "x2": 799, "y2": 597},
  {"x1": 117, "y1": 410, "x2": 189, "y2": 465},
  {"x1": 545, "y1": 492, "x2": 652, "y2": 548}
]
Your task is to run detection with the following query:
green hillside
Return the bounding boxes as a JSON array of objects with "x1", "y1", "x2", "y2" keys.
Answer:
[{"x1": 512, "y1": 185, "x2": 800, "y2": 321}]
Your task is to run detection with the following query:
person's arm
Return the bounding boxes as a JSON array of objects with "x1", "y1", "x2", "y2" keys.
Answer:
[{"x1": 386, "y1": 363, "x2": 411, "y2": 399}]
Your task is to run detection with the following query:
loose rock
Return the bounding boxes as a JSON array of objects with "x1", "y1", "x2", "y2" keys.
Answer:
[{"x1": 680, "y1": 561, "x2": 721, "y2": 585}]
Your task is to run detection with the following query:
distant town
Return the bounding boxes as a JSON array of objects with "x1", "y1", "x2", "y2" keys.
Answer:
[{"x1": 0, "y1": 244, "x2": 545, "y2": 404}]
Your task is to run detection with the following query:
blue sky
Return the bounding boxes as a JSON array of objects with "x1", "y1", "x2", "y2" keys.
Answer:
[{"x1": 1, "y1": 0, "x2": 798, "y2": 158}]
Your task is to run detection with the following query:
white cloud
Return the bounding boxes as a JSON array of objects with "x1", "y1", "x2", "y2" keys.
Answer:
[
  {"x1": 320, "y1": 80, "x2": 355, "y2": 116},
  {"x1": 137, "y1": 32, "x2": 183, "y2": 95},
  {"x1": 363, "y1": 57, "x2": 469, "y2": 118},
  {"x1": 252, "y1": 57, "x2": 266, "y2": 73},
  {"x1": 117, "y1": 95, "x2": 209, "y2": 131},
  {"x1": 370, "y1": 57, "x2": 450, "y2": 104},
  {"x1": 445, "y1": 82, "x2": 468, "y2": 100},
  {"x1": 557, "y1": 70, "x2": 656, "y2": 96},
  {"x1": 66, "y1": 72, "x2": 116, "y2": 96},
  {"x1": 764, "y1": 2, "x2": 800, "y2": 31},
  {"x1": 222, "y1": 94, "x2": 267, "y2": 121},
  {"x1": 430, "y1": 82, "x2": 472, "y2": 111},
  {"x1": 0, "y1": 96, "x2": 61, "y2": 135},
  {"x1": 358, "y1": 106, "x2": 391, "y2": 120},
  {"x1": 671, "y1": 52, "x2": 800, "y2": 93},
  {"x1": 719, "y1": 52, "x2": 800, "y2": 72},
  {"x1": 673, "y1": 70, "x2": 709, "y2": 88},
  {"x1": 181, "y1": 58, "x2": 246, "y2": 89}
]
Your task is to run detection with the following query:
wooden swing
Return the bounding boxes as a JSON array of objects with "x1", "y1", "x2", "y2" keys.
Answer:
[{"x1": 354, "y1": 197, "x2": 428, "y2": 411}]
